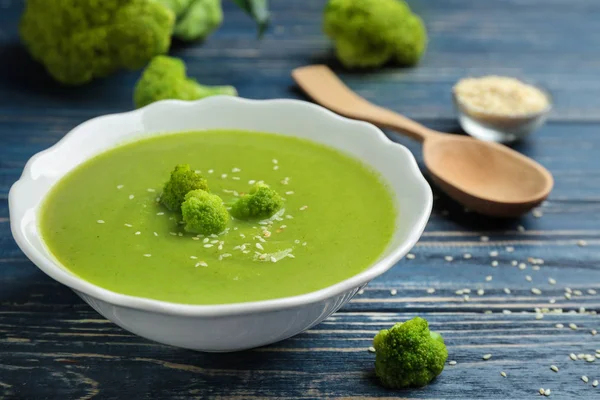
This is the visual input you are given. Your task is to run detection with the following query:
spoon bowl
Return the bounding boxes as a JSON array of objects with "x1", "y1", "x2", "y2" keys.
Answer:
[
  {"x1": 292, "y1": 65, "x2": 553, "y2": 217},
  {"x1": 423, "y1": 135, "x2": 553, "y2": 216}
]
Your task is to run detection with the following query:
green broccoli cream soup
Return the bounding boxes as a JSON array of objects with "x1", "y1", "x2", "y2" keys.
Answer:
[{"x1": 40, "y1": 130, "x2": 396, "y2": 305}]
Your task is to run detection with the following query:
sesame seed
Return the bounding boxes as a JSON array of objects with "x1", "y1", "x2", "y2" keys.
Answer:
[
  {"x1": 564, "y1": 293, "x2": 572, "y2": 300},
  {"x1": 548, "y1": 278, "x2": 556, "y2": 285},
  {"x1": 169, "y1": 232, "x2": 177, "y2": 236},
  {"x1": 207, "y1": 169, "x2": 214, "y2": 174},
  {"x1": 406, "y1": 253, "x2": 416, "y2": 260},
  {"x1": 390, "y1": 289, "x2": 397, "y2": 296},
  {"x1": 511, "y1": 260, "x2": 518, "y2": 266},
  {"x1": 566, "y1": 287, "x2": 572, "y2": 293},
  {"x1": 506, "y1": 246, "x2": 514, "y2": 252},
  {"x1": 203, "y1": 244, "x2": 213, "y2": 248},
  {"x1": 135, "y1": 231, "x2": 141, "y2": 235},
  {"x1": 582, "y1": 376, "x2": 589, "y2": 383},
  {"x1": 256, "y1": 243, "x2": 264, "y2": 250},
  {"x1": 489, "y1": 250, "x2": 498, "y2": 257},
  {"x1": 588, "y1": 289, "x2": 597, "y2": 295},
  {"x1": 426, "y1": 288, "x2": 436, "y2": 294},
  {"x1": 544, "y1": 389, "x2": 551, "y2": 396},
  {"x1": 190, "y1": 256, "x2": 198, "y2": 260},
  {"x1": 302, "y1": 242, "x2": 307, "y2": 246},
  {"x1": 533, "y1": 209, "x2": 543, "y2": 218},
  {"x1": 504, "y1": 288, "x2": 511, "y2": 294},
  {"x1": 455, "y1": 290, "x2": 464, "y2": 295},
  {"x1": 536, "y1": 314, "x2": 544, "y2": 320},
  {"x1": 97, "y1": 220, "x2": 105, "y2": 224},
  {"x1": 518, "y1": 263, "x2": 527, "y2": 270},
  {"x1": 577, "y1": 240, "x2": 587, "y2": 247},
  {"x1": 232, "y1": 176, "x2": 240, "y2": 180},
  {"x1": 269, "y1": 256, "x2": 277, "y2": 263},
  {"x1": 445, "y1": 256, "x2": 454, "y2": 262},
  {"x1": 285, "y1": 191, "x2": 294, "y2": 195},
  {"x1": 147, "y1": 188, "x2": 156, "y2": 193},
  {"x1": 124, "y1": 223, "x2": 132, "y2": 227},
  {"x1": 480, "y1": 236, "x2": 489, "y2": 242},
  {"x1": 503, "y1": 310, "x2": 512, "y2": 314},
  {"x1": 358, "y1": 289, "x2": 364, "y2": 295},
  {"x1": 539, "y1": 388, "x2": 545, "y2": 396},
  {"x1": 569, "y1": 353, "x2": 577, "y2": 361},
  {"x1": 549, "y1": 298, "x2": 556, "y2": 304},
  {"x1": 129, "y1": 194, "x2": 135, "y2": 200},
  {"x1": 222, "y1": 253, "x2": 232, "y2": 258},
  {"x1": 464, "y1": 253, "x2": 472, "y2": 259},
  {"x1": 482, "y1": 354, "x2": 492, "y2": 360},
  {"x1": 477, "y1": 289, "x2": 485, "y2": 296},
  {"x1": 526, "y1": 275, "x2": 532, "y2": 282},
  {"x1": 593, "y1": 380, "x2": 598, "y2": 387},
  {"x1": 117, "y1": 185, "x2": 124, "y2": 189},
  {"x1": 531, "y1": 288, "x2": 542, "y2": 295},
  {"x1": 556, "y1": 324, "x2": 564, "y2": 329},
  {"x1": 491, "y1": 260, "x2": 499, "y2": 267},
  {"x1": 500, "y1": 371, "x2": 507, "y2": 377},
  {"x1": 273, "y1": 165, "x2": 279, "y2": 170},
  {"x1": 221, "y1": 174, "x2": 228, "y2": 179},
  {"x1": 368, "y1": 346, "x2": 376, "y2": 353},
  {"x1": 448, "y1": 360, "x2": 457, "y2": 366},
  {"x1": 156, "y1": 212, "x2": 164, "y2": 216},
  {"x1": 569, "y1": 323, "x2": 578, "y2": 330},
  {"x1": 210, "y1": 239, "x2": 219, "y2": 244},
  {"x1": 199, "y1": 261, "x2": 208, "y2": 267},
  {"x1": 232, "y1": 168, "x2": 241, "y2": 173},
  {"x1": 485, "y1": 275, "x2": 493, "y2": 281},
  {"x1": 574, "y1": 290, "x2": 583, "y2": 296},
  {"x1": 594, "y1": 330, "x2": 599, "y2": 336},
  {"x1": 299, "y1": 205, "x2": 308, "y2": 211},
  {"x1": 550, "y1": 365, "x2": 559, "y2": 372},
  {"x1": 153, "y1": 232, "x2": 158, "y2": 237},
  {"x1": 517, "y1": 225, "x2": 525, "y2": 232},
  {"x1": 272, "y1": 159, "x2": 278, "y2": 164},
  {"x1": 178, "y1": 232, "x2": 183, "y2": 237},
  {"x1": 143, "y1": 254, "x2": 151, "y2": 257},
  {"x1": 463, "y1": 295, "x2": 470, "y2": 301}
]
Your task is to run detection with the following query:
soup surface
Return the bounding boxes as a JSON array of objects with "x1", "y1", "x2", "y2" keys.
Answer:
[{"x1": 40, "y1": 130, "x2": 396, "y2": 304}]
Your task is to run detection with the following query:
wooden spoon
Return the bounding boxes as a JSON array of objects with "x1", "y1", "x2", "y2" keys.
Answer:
[{"x1": 292, "y1": 65, "x2": 553, "y2": 217}]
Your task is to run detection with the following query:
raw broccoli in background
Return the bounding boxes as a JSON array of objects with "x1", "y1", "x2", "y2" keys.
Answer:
[
  {"x1": 19, "y1": 0, "x2": 175, "y2": 85},
  {"x1": 181, "y1": 189, "x2": 230, "y2": 234},
  {"x1": 161, "y1": 164, "x2": 210, "y2": 211},
  {"x1": 157, "y1": 0, "x2": 223, "y2": 42},
  {"x1": 323, "y1": 0, "x2": 427, "y2": 69},
  {"x1": 230, "y1": 183, "x2": 283, "y2": 220},
  {"x1": 19, "y1": 0, "x2": 269, "y2": 85},
  {"x1": 373, "y1": 317, "x2": 447, "y2": 388},
  {"x1": 134, "y1": 56, "x2": 237, "y2": 108}
]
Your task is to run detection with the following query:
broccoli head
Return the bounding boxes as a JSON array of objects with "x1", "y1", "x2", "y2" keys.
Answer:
[
  {"x1": 323, "y1": 0, "x2": 427, "y2": 69},
  {"x1": 20, "y1": 0, "x2": 175, "y2": 85},
  {"x1": 373, "y1": 317, "x2": 447, "y2": 388},
  {"x1": 230, "y1": 183, "x2": 283, "y2": 220},
  {"x1": 161, "y1": 164, "x2": 210, "y2": 211},
  {"x1": 157, "y1": 0, "x2": 223, "y2": 42},
  {"x1": 181, "y1": 190, "x2": 229, "y2": 234},
  {"x1": 134, "y1": 55, "x2": 237, "y2": 108}
]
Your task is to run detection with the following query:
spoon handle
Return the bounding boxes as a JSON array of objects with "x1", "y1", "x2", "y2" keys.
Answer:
[{"x1": 292, "y1": 65, "x2": 440, "y2": 143}]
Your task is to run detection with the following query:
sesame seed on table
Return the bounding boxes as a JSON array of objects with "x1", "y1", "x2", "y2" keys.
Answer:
[{"x1": 1, "y1": 0, "x2": 600, "y2": 399}]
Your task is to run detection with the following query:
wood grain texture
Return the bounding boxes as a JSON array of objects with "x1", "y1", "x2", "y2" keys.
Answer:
[{"x1": 1, "y1": 0, "x2": 599, "y2": 398}]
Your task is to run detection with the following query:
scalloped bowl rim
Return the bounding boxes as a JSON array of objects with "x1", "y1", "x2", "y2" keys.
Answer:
[{"x1": 9, "y1": 97, "x2": 432, "y2": 318}]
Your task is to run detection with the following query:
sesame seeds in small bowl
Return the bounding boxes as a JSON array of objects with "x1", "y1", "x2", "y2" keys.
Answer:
[{"x1": 452, "y1": 75, "x2": 552, "y2": 143}]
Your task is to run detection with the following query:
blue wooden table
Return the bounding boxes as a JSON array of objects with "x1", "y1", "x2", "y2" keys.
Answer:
[{"x1": 1, "y1": 1, "x2": 600, "y2": 398}]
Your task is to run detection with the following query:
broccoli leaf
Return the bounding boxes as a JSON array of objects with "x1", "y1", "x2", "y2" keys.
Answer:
[{"x1": 231, "y1": 0, "x2": 270, "y2": 37}]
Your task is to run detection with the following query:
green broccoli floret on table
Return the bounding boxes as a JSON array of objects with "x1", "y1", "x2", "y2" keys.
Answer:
[
  {"x1": 373, "y1": 317, "x2": 447, "y2": 388},
  {"x1": 161, "y1": 164, "x2": 210, "y2": 211},
  {"x1": 181, "y1": 189, "x2": 229, "y2": 234},
  {"x1": 19, "y1": 0, "x2": 175, "y2": 85},
  {"x1": 134, "y1": 55, "x2": 237, "y2": 108},
  {"x1": 230, "y1": 183, "x2": 283, "y2": 220},
  {"x1": 157, "y1": 0, "x2": 223, "y2": 42},
  {"x1": 323, "y1": 0, "x2": 427, "y2": 69}
]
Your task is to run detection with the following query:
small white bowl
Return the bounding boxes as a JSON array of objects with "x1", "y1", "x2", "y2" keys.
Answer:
[{"x1": 9, "y1": 97, "x2": 432, "y2": 352}]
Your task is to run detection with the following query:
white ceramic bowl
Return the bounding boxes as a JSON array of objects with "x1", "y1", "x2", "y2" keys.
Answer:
[{"x1": 9, "y1": 97, "x2": 432, "y2": 352}]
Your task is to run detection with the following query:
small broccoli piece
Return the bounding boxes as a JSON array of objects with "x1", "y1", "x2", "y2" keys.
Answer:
[
  {"x1": 19, "y1": 0, "x2": 175, "y2": 85},
  {"x1": 373, "y1": 317, "x2": 447, "y2": 388},
  {"x1": 181, "y1": 190, "x2": 229, "y2": 234},
  {"x1": 134, "y1": 55, "x2": 237, "y2": 108},
  {"x1": 161, "y1": 164, "x2": 210, "y2": 211},
  {"x1": 157, "y1": 0, "x2": 223, "y2": 41},
  {"x1": 230, "y1": 183, "x2": 283, "y2": 220},
  {"x1": 323, "y1": 0, "x2": 427, "y2": 69}
]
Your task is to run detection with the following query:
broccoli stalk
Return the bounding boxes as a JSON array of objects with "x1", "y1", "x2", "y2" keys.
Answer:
[
  {"x1": 373, "y1": 317, "x2": 448, "y2": 388},
  {"x1": 323, "y1": 0, "x2": 427, "y2": 69},
  {"x1": 134, "y1": 56, "x2": 237, "y2": 108},
  {"x1": 181, "y1": 189, "x2": 229, "y2": 234},
  {"x1": 161, "y1": 164, "x2": 210, "y2": 211},
  {"x1": 230, "y1": 183, "x2": 283, "y2": 220}
]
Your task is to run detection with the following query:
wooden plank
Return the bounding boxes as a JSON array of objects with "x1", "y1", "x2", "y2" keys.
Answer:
[{"x1": 0, "y1": 311, "x2": 598, "y2": 399}]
